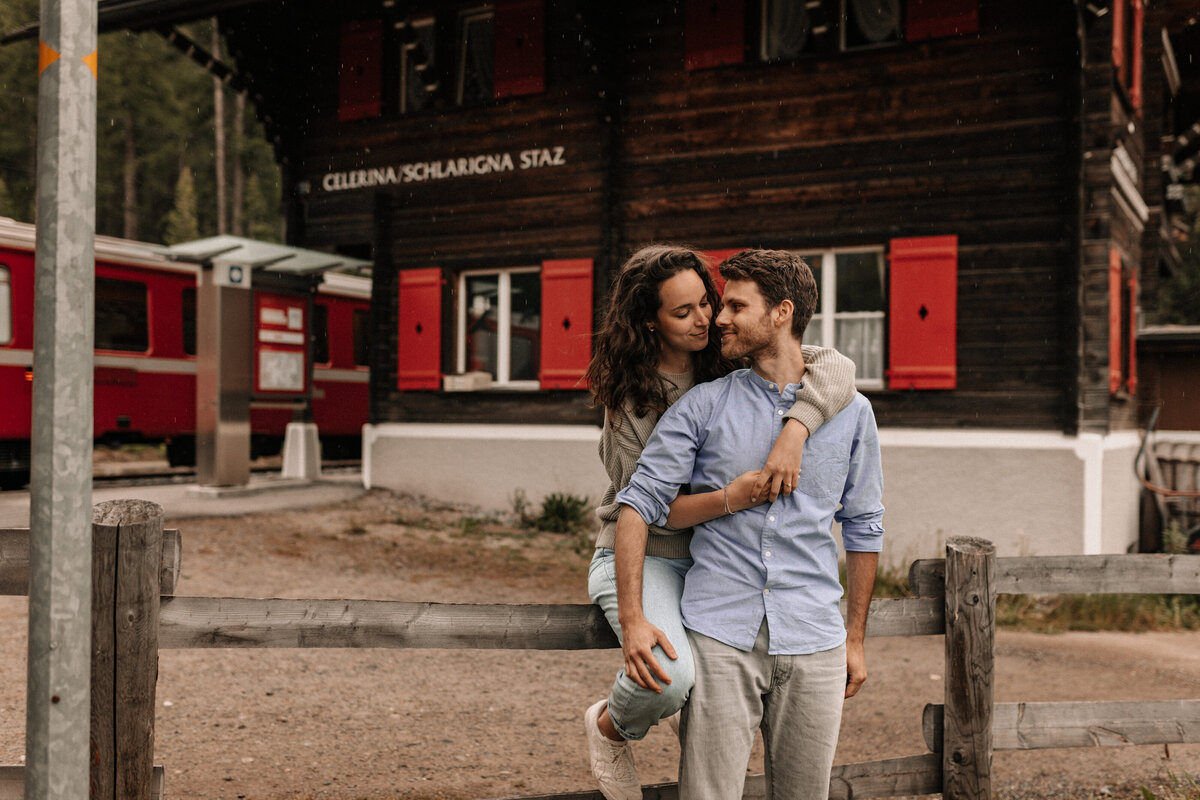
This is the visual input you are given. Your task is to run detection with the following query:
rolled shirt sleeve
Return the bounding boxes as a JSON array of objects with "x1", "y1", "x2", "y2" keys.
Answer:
[
  {"x1": 616, "y1": 388, "x2": 713, "y2": 528},
  {"x1": 835, "y1": 400, "x2": 885, "y2": 553}
]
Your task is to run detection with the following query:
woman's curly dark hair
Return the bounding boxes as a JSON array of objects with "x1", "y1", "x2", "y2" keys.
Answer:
[{"x1": 586, "y1": 244, "x2": 734, "y2": 418}]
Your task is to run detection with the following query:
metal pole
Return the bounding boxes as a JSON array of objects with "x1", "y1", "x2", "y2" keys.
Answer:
[{"x1": 26, "y1": 0, "x2": 97, "y2": 797}]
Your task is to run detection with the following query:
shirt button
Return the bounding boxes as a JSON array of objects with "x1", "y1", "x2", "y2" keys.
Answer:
[
  {"x1": 763, "y1": 588, "x2": 770, "y2": 595},
  {"x1": 777, "y1": 409, "x2": 784, "y2": 415},
  {"x1": 769, "y1": 384, "x2": 776, "y2": 390},
  {"x1": 764, "y1": 551, "x2": 772, "y2": 558},
  {"x1": 768, "y1": 515, "x2": 775, "y2": 522}
]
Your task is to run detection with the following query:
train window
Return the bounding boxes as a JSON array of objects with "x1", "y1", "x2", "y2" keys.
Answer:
[
  {"x1": 456, "y1": 8, "x2": 494, "y2": 106},
  {"x1": 801, "y1": 248, "x2": 885, "y2": 388},
  {"x1": 182, "y1": 287, "x2": 196, "y2": 356},
  {"x1": 352, "y1": 308, "x2": 371, "y2": 367},
  {"x1": 0, "y1": 266, "x2": 11, "y2": 345},
  {"x1": 456, "y1": 266, "x2": 540, "y2": 386},
  {"x1": 313, "y1": 304, "x2": 331, "y2": 365},
  {"x1": 95, "y1": 277, "x2": 148, "y2": 352}
]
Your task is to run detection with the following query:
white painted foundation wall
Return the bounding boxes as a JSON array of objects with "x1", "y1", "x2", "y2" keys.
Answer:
[{"x1": 363, "y1": 423, "x2": 1143, "y2": 570}]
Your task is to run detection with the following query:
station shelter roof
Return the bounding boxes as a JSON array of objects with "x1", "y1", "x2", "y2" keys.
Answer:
[{"x1": 158, "y1": 236, "x2": 371, "y2": 276}]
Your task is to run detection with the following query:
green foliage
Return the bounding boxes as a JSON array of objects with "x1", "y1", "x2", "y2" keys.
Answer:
[
  {"x1": 515, "y1": 491, "x2": 592, "y2": 534},
  {"x1": 1162, "y1": 519, "x2": 1194, "y2": 555},
  {"x1": 0, "y1": 11, "x2": 283, "y2": 243},
  {"x1": 0, "y1": 0, "x2": 38, "y2": 222},
  {"x1": 244, "y1": 173, "x2": 283, "y2": 242},
  {"x1": 1155, "y1": 185, "x2": 1200, "y2": 325},
  {"x1": 0, "y1": 175, "x2": 14, "y2": 218}
]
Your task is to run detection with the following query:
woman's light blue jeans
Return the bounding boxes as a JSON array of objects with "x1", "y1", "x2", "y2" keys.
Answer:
[{"x1": 587, "y1": 547, "x2": 695, "y2": 741}]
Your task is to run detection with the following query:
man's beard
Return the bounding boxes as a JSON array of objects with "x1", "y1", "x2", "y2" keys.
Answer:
[{"x1": 721, "y1": 320, "x2": 777, "y2": 361}]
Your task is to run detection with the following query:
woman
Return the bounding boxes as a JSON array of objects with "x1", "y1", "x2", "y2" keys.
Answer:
[{"x1": 582, "y1": 245, "x2": 856, "y2": 799}]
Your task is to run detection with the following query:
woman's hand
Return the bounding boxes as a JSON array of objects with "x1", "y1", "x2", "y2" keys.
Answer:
[
  {"x1": 726, "y1": 470, "x2": 767, "y2": 511},
  {"x1": 620, "y1": 615, "x2": 677, "y2": 693},
  {"x1": 752, "y1": 419, "x2": 808, "y2": 502}
]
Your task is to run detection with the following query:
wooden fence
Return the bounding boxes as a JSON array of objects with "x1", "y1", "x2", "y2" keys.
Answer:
[{"x1": 2, "y1": 500, "x2": 1200, "y2": 800}]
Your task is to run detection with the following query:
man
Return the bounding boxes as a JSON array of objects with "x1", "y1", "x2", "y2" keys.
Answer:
[{"x1": 612, "y1": 249, "x2": 884, "y2": 799}]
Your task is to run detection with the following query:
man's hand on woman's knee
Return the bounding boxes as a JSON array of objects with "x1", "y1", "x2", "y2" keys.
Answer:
[{"x1": 621, "y1": 616, "x2": 678, "y2": 693}]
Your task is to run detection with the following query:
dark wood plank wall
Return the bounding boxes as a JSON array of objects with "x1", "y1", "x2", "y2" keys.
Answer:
[
  {"x1": 616, "y1": 1, "x2": 1080, "y2": 430},
  {"x1": 224, "y1": 0, "x2": 1151, "y2": 434},
  {"x1": 1078, "y1": 4, "x2": 1142, "y2": 434}
]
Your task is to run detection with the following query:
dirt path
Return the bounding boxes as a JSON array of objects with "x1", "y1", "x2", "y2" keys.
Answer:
[{"x1": 1, "y1": 489, "x2": 1197, "y2": 799}]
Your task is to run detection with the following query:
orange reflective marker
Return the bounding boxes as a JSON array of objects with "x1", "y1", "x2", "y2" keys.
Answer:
[
  {"x1": 38, "y1": 40, "x2": 60, "y2": 75},
  {"x1": 82, "y1": 50, "x2": 97, "y2": 79}
]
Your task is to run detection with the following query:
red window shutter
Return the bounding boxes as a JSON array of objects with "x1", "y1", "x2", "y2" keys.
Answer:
[
  {"x1": 494, "y1": 0, "x2": 545, "y2": 98},
  {"x1": 397, "y1": 268, "x2": 443, "y2": 390},
  {"x1": 1130, "y1": 0, "x2": 1144, "y2": 110},
  {"x1": 887, "y1": 236, "x2": 958, "y2": 390},
  {"x1": 702, "y1": 249, "x2": 742, "y2": 294},
  {"x1": 905, "y1": 0, "x2": 979, "y2": 41},
  {"x1": 1112, "y1": 0, "x2": 1127, "y2": 84},
  {"x1": 540, "y1": 259, "x2": 593, "y2": 390},
  {"x1": 1108, "y1": 249, "x2": 1123, "y2": 395},
  {"x1": 339, "y1": 19, "x2": 383, "y2": 122},
  {"x1": 684, "y1": 0, "x2": 745, "y2": 71},
  {"x1": 1126, "y1": 268, "x2": 1138, "y2": 394}
]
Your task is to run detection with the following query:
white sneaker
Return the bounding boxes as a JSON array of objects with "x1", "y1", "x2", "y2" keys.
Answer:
[
  {"x1": 584, "y1": 699, "x2": 641, "y2": 800},
  {"x1": 663, "y1": 711, "x2": 681, "y2": 738}
]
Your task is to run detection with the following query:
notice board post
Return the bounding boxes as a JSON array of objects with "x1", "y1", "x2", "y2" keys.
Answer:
[{"x1": 195, "y1": 261, "x2": 252, "y2": 486}]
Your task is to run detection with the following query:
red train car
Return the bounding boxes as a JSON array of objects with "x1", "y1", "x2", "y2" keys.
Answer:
[{"x1": 0, "y1": 218, "x2": 370, "y2": 488}]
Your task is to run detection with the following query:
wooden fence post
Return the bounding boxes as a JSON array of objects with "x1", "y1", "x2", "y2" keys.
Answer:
[
  {"x1": 91, "y1": 500, "x2": 163, "y2": 800},
  {"x1": 943, "y1": 536, "x2": 996, "y2": 800}
]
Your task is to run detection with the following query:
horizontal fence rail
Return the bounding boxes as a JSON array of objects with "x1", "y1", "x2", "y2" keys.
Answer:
[
  {"x1": 156, "y1": 596, "x2": 945, "y2": 649},
  {"x1": 908, "y1": 553, "x2": 1200, "y2": 598},
  {"x1": 922, "y1": 699, "x2": 1200, "y2": 751},
  {"x1": 0, "y1": 528, "x2": 181, "y2": 596}
]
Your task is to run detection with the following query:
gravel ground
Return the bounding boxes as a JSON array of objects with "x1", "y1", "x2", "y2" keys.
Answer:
[{"x1": 1, "y1": 487, "x2": 1198, "y2": 799}]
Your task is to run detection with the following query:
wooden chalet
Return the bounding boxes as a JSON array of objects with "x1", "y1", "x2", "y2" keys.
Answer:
[{"x1": 7, "y1": 0, "x2": 1200, "y2": 561}]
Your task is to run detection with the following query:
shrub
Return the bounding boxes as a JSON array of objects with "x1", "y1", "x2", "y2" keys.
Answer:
[{"x1": 532, "y1": 492, "x2": 591, "y2": 534}]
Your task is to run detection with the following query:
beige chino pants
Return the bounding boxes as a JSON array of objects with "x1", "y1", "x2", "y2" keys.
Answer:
[{"x1": 679, "y1": 621, "x2": 846, "y2": 799}]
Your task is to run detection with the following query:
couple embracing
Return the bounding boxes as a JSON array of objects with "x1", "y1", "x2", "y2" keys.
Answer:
[{"x1": 582, "y1": 246, "x2": 885, "y2": 799}]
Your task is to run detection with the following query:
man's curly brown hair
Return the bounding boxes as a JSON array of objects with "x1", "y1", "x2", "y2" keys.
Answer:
[{"x1": 718, "y1": 249, "x2": 818, "y2": 340}]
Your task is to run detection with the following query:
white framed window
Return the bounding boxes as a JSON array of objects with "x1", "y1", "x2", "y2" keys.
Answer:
[
  {"x1": 0, "y1": 266, "x2": 11, "y2": 345},
  {"x1": 456, "y1": 266, "x2": 541, "y2": 387},
  {"x1": 798, "y1": 247, "x2": 885, "y2": 388}
]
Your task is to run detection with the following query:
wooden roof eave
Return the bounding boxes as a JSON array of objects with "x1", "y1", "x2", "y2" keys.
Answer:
[{"x1": 0, "y1": 0, "x2": 274, "y2": 44}]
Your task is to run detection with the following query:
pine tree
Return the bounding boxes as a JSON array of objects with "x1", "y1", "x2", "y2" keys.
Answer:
[
  {"x1": 163, "y1": 166, "x2": 200, "y2": 245},
  {"x1": 0, "y1": 176, "x2": 14, "y2": 219},
  {"x1": 244, "y1": 173, "x2": 282, "y2": 243}
]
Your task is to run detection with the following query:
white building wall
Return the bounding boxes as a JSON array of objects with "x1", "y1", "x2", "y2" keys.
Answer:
[{"x1": 363, "y1": 423, "x2": 1142, "y2": 570}]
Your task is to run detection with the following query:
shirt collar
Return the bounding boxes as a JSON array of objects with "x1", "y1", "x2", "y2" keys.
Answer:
[{"x1": 745, "y1": 365, "x2": 804, "y2": 396}]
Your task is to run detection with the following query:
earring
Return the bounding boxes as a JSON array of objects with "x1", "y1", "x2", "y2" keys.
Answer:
[{"x1": 647, "y1": 324, "x2": 655, "y2": 331}]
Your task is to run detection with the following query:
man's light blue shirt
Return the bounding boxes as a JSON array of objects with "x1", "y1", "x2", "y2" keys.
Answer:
[{"x1": 616, "y1": 367, "x2": 884, "y2": 655}]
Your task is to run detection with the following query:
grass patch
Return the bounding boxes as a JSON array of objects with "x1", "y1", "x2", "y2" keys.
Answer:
[{"x1": 1140, "y1": 772, "x2": 1200, "y2": 800}]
